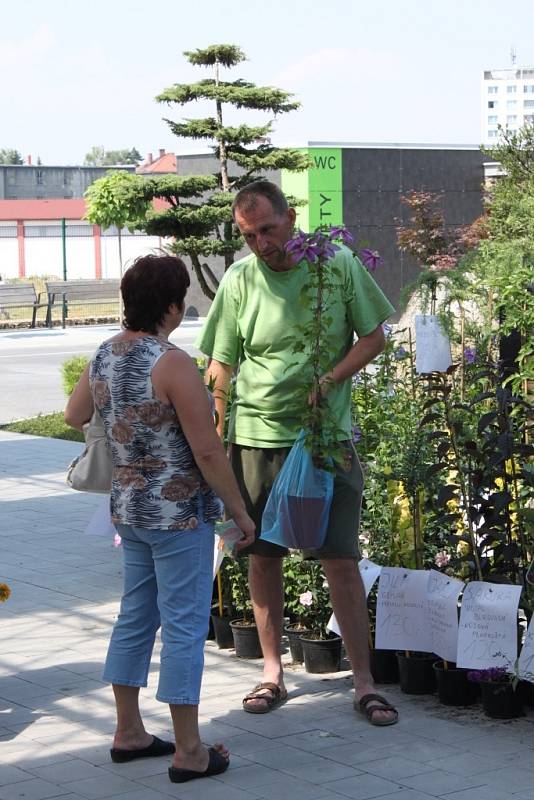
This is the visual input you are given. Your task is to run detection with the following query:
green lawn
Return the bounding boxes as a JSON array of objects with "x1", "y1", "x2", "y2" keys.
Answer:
[{"x1": 1, "y1": 412, "x2": 84, "y2": 442}]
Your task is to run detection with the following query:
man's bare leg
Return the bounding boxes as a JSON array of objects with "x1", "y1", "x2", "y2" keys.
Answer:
[
  {"x1": 321, "y1": 558, "x2": 397, "y2": 724},
  {"x1": 244, "y1": 554, "x2": 286, "y2": 712}
]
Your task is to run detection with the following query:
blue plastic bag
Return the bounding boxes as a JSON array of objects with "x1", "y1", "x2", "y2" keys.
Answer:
[{"x1": 260, "y1": 432, "x2": 334, "y2": 550}]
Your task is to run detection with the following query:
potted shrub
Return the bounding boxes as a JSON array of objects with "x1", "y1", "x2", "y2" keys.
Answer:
[
  {"x1": 294, "y1": 561, "x2": 342, "y2": 674},
  {"x1": 210, "y1": 560, "x2": 235, "y2": 649},
  {"x1": 227, "y1": 557, "x2": 263, "y2": 659},
  {"x1": 283, "y1": 553, "x2": 315, "y2": 662},
  {"x1": 467, "y1": 667, "x2": 525, "y2": 719}
]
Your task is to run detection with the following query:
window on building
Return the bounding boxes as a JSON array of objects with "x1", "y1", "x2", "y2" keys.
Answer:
[
  {"x1": 36, "y1": 169, "x2": 44, "y2": 185},
  {"x1": 525, "y1": 114, "x2": 534, "y2": 124},
  {"x1": 524, "y1": 100, "x2": 534, "y2": 108},
  {"x1": 487, "y1": 85, "x2": 498, "y2": 94},
  {"x1": 507, "y1": 85, "x2": 517, "y2": 94},
  {"x1": 488, "y1": 130, "x2": 498, "y2": 138},
  {"x1": 507, "y1": 100, "x2": 517, "y2": 108},
  {"x1": 488, "y1": 115, "x2": 498, "y2": 124},
  {"x1": 488, "y1": 100, "x2": 497, "y2": 108},
  {"x1": 523, "y1": 85, "x2": 534, "y2": 93},
  {"x1": 63, "y1": 170, "x2": 72, "y2": 186},
  {"x1": 507, "y1": 115, "x2": 517, "y2": 123}
]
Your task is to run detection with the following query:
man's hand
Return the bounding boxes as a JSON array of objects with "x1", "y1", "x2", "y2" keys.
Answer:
[{"x1": 308, "y1": 372, "x2": 335, "y2": 406}]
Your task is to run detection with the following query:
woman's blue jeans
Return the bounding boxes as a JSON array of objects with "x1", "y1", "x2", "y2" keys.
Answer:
[{"x1": 102, "y1": 521, "x2": 215, "y2": 705}]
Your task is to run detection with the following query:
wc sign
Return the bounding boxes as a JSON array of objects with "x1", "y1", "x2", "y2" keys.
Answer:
[{"x1": 309, "y1": 148, "x2": 343, "y2": 230}]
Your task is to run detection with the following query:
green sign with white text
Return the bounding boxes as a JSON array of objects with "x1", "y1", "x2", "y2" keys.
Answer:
[
  {"x1": 308, "y1": 148, "x2": 343, "y2": 230},
  {"x1": 281, "y1": 147, "x2": 343, "y2": 233}
]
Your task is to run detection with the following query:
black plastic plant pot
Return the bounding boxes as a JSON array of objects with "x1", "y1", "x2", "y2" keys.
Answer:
[
  {"x1": 301, "y1": 633, "x2": 342, "y2": 674},
  {"x1": 210, "y1": 611, "x2": 234, "y2": 649},
  {"x1": 370, "y1": 648, "x2": 400, "y2": 684},
  {"x1": 284, "y1": 623, "x2": 314, "y2": 663},
  {"x1": 396, "y1": 652, "x2": 437, "y2": 695},
  {"x1": 230, "y1": 619, "x2": 263, "y2": 659},
  {"x1": 433, "y1": 661, "x2": 478, "y2": 706},
  {"x1": 479, "y1": 681, "x2": 525, "y2": 719},
  {"x1": 518, "y1": 679, "x2": 534, "y2": 708}
]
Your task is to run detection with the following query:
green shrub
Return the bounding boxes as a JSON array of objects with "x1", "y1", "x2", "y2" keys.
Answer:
[{"x1": 62, "y1": 355, "x2": 89, "y2": 397}]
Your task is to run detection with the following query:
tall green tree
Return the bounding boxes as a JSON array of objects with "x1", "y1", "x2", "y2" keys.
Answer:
[
  {"x1": 84, "y1": 146, "x2": 142, "y2": 166},
  {"x1": 141, "y1": 44, "x2": 310, "y2": 298},
  {"x1": 84, "y1": 171, "x2": 151, "y2": 271},
  {"x1": 473, "y1": 123, "x2": 534, "y2": 393},
  {"x1": 0, "y1": 148, "x2": 23, "y2": 165}
]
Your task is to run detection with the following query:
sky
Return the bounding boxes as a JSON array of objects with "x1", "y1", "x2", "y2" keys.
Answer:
[{"x1": 2, "y1": 0, "x2": 534, "y2": 165}]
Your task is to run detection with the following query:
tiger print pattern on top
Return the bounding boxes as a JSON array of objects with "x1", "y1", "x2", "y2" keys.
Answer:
[{"x1": 89, "y1": 336, "x2": 222, "y2": 530}]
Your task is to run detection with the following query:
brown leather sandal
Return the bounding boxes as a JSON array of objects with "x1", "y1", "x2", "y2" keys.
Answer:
[
  {"x1": 242, "y1": 682, "x2": 288, "y2": 714},
  {"x1": 357, "y1": 693, "x2": 399, "y2": 726}
]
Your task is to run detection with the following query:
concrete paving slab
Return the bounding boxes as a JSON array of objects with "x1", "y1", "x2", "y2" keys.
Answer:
[{"x1": 1, "y1": 429, "x2": 534, "y2": 800}]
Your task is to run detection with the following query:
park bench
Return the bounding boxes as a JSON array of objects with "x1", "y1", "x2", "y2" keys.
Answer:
[
  {"x1": 45, "y1": 279, "x2": 120, "y2": 328},
  {"x1": 0, "y1": 283, "x2": 47, "y2": 327}
]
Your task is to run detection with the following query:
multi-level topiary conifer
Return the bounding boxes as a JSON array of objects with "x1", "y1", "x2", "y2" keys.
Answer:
[{"x1": 140, "y1": 44, "x2": 310, "y2": 298}]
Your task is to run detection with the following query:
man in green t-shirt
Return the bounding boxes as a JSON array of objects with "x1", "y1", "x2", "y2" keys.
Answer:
[{"x1": 197, "y1": 180, "x2": 398, "y2": 726}]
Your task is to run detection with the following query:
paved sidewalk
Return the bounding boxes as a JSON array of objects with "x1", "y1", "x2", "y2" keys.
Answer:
[{"x1": 1, "y1": 429, "x2": 534, "y2": 800}]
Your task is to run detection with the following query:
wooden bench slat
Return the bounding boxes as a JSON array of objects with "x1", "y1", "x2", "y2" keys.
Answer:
[
  {"x1": 45, "y1": 279, "x2": 120, "y2": 328},
  {"x1": 0, "y1": 284, "x2": 45, "y2": 327}
]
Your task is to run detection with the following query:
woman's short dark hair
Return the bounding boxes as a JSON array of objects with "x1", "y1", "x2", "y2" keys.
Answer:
[
  {"x1": 121, "y1": 254, "x2": 190, "y2": 334},
  {"x1": 232, "y1": 180, "x2": 289, "y2": 219}
]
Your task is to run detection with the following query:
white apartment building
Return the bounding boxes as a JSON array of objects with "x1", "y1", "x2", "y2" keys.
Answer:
[{"x1": 481, "y1": 66, "x2": 534, "y2": 143}]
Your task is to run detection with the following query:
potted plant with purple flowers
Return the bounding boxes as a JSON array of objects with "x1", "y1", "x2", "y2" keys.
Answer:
[{"x1": 467, "y1": 666, "x2": 524, "y2": 719}]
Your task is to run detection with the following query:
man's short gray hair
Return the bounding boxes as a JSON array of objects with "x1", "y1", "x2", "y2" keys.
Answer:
[{"x1": 232, "y1": 180, "x2": 289, "y2": 219}]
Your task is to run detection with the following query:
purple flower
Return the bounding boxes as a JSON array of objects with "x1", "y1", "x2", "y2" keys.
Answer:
[
  {"x1": 329, "y1": 226, "x2": 354, "y2": 245},
  {"x1": 351, "y1": 424, "x2": 362, "y2": 444},
  {"x1": 285, "y1": 232, "x2": 321, "y2": 263},
  {"x1": 394, "y1": 346, "x2": 408, "y2": 360},
  {"x1": 434, "y1": 551, "x2": 450, "y2": 568},
  {"x1": 360, "y1": 248, "x2": 383, "y2": 271},
  {"x1": 382, "y1": 323, "x2": 393, "y2": 338},
  {"x1": 285, "y1": 230, "x2": 340, "y2": 264},
  {"x1": 467, "y1": 666, "x2": 508, "y2": 683},
  {"x1": 464, "y1": 346, "x2": 477, "y2": 365}
]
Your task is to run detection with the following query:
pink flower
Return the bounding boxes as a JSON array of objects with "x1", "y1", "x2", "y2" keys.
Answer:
[
  {"x1": 434, "y1": 551, "x2": 451, "y2": 568},
  {"x1": 114, "y1": 533, "x2": 122, "y2": 548},
  {"x1": 299, "y1": 591, "x2": 313, "y2": 606}
]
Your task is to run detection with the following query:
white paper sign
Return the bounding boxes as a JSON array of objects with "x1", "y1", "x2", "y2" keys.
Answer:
[
  {"x1": 415, "y1": 315, "x2": 452, "y2": 374},
  {"x1": 213, "y1": 535, "x2": 225, "y2": 579},
  {"x1": 456, "y1": 581, "x2": 522, "y2": 670},
  {"x1": 426, "y1": 570, "x2": 464, "y2": 663},
  {"x1": 375, "y1": 567, "x2": 432, "y2": 652},
  {"x1": 85, "y1": 497, "x2": 116, "y2": 537},
  {"x1": 327, "y1": 559, "x2": 382, "y2": 635},
  {"x1": 518, "y1": 618, "x2": 534, "y2": 682}
]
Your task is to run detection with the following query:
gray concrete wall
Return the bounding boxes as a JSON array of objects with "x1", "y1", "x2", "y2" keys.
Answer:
[
  {"x1": 342, "y1": 148, "x2": 486, "y2": 316},
  {"x1": 0, "y1": 165, "x2": 134, "y2": 199}
]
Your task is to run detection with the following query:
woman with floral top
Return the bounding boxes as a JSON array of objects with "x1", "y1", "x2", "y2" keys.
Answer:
[{"x1": 65, "y1": 254, "x2": 254, "y2": 783}]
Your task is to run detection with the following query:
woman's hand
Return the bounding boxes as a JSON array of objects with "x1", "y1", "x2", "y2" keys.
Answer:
[{"x1": 232, "y1": 511, "x2": 256, "y2": 552}]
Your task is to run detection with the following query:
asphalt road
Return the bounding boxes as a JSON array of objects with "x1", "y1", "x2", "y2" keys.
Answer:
[{"x1": 0, "y1": 321, "x2": 204, "y2": 424}]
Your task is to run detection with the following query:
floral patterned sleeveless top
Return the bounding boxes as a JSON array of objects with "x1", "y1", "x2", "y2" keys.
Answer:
[{"x1": 89, "y1": 335, "x2": 222, "y2": 530}]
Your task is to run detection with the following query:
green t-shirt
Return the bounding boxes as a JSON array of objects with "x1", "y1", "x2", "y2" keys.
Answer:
[{"x1": 196, "y1": 245, "x2": 395, "y2": 447}]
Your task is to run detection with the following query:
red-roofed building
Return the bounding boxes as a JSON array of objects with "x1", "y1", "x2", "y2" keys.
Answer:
[{"x1": 137, "y1": 148, "x2": 177, "y2": 174}]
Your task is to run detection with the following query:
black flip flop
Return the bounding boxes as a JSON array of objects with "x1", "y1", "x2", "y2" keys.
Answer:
[
  {"x1": 110, "y1": 734, "x2": 175, "y2": 763},
  {"x1": 168, "y1": 746, "x2": 229, "y2": 783}
]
